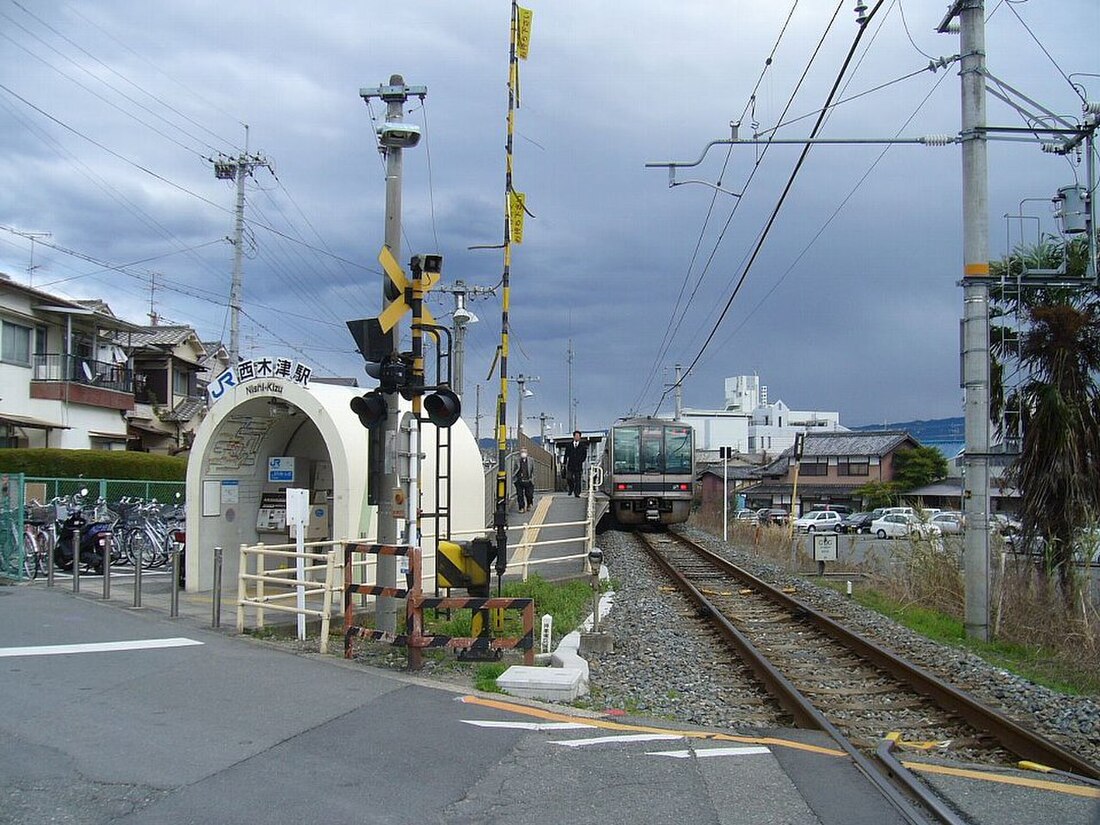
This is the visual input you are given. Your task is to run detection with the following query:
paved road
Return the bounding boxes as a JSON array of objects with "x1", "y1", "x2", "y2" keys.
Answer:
[{"x1": 0, "y1": 583, "x2": 917, "y2": 825}]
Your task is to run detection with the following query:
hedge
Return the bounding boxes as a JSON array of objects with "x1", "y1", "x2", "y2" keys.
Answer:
[{"x1": 0, "y1": 449, "x2": 187, "y2": 481}]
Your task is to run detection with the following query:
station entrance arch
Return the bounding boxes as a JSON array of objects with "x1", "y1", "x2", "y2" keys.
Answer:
[{"x1": 185, "y1": 373, "x2": 485, "y2": 595}]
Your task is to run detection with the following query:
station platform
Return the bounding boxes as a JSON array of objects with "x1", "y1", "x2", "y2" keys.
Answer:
[{"x1": 501, "y1": 490, "x2": 607, "y2": 582}]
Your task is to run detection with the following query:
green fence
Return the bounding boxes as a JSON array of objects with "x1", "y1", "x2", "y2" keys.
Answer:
[
  {"x1": 25, "y1": 477, "x2": 186, "y2": 506},
  {"x1": 1, "y1": 473, "x2": 26, "y2": 580}
]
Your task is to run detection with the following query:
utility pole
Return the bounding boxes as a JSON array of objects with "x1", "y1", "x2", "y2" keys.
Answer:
[
  {"x1": 942, "y1": 0, "x2": 991, "y2": 641},
  {"x1": 674, "y1": 364, "x2": 684, "y2": 420},
  {"x1": 511, "y1": 373, "x2": 539, "y2": 442},
  {"x1": 212, "y1": 126, "x2": 269, "y2": 367},
  {"x1": 439, "y1": 279, "x2": 494, "y2": 396},
  {"x1": 360, "y1": 74, "x2": 426, "y2": 635},
  {"x1": 566, "y1": 338, "x2": 575, "y2": 432},
  {"x1": 529, "y1": 411, "x2": 554, "y2": 448}
]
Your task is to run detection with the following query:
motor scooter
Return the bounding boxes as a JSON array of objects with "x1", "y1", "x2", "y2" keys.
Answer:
[{"x1": 53, "y1": 492, "x2": 109, "y2": 574}]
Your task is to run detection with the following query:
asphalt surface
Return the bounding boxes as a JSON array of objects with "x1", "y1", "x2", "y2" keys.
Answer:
[{"x1": 1, "y1": 582, "x2": 918, "y2": 825}]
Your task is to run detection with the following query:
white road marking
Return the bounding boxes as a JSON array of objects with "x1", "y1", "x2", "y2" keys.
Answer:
[
  {"x1": 648, "y1": 745, "x2": 771, "y2": 759},
  {"x1": 0, "y1": 638, "x2": 203, "y2": 658},
  {"x1": 462, "y1": 720, "x2": 596, "y2": 731},
  {"x1": 552, "y1": 733, "x2": 684, "y2": 747}
]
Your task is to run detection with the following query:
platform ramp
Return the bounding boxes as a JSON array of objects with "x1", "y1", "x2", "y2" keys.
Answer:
[{"x1": 499, "y1": 492, "x2": 596, "y2": 582}]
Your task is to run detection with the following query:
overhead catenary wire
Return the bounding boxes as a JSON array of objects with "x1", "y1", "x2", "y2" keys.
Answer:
[
  {"x1": 635, "y1": 1, "x2": 849, "y2": 415},
  {"x1": 652, "y1": 0, "x2": 887, "y2": 415}
]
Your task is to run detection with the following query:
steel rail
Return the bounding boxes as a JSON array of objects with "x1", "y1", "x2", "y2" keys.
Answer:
[
  {"x1": 636, "y1": 532, "x2": 935, "y2": 825},
  {"x1": 661, "y1": 530, "x2": 1100, "y2": 781}
]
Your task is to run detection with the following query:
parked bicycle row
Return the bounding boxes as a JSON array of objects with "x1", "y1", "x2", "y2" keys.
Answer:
[{"x1": 20, "y1": 489, "x2": 186, "y2": 580}]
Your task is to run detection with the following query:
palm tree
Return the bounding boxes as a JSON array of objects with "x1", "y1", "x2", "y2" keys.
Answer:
[{"x1": 990, "y1": 235, "x2": 1100, "y2": 600}]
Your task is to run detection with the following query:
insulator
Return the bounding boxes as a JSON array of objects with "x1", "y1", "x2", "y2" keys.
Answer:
[
  {"x1": 1041, "y1": 142, "x2": 1065, "y2": 154},
  {"x1": 920, "y1": 134, "x2": 954, "y2": 146},
  {"x1": 1084, "y1": 101, "x2": 1100, "y2": 115}
]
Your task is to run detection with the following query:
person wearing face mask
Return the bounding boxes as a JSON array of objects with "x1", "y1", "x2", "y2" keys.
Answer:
[{"x1": 514, "y1": 448, "x2": 535, "y2": 513}]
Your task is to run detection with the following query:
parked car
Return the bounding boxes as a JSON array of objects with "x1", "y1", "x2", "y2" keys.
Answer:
[
  {"x1": 839, "y1": 511, "x2": 876, "y2": 534},
  {"x1": 794, "y1": 510, "x2": 844, "y2": 533},
  {"x1": 931, "y1": 512, "x2": 964, "y2": 534},
  {"x1": 733, "y1": 509, "x2": 758, "y2": 523},
  {"x1": 872, "y1": 513, "x2": 942, "y2": 539},
  {"x1": 756, "y1": 508, "x2": 790, "y2": 526}
]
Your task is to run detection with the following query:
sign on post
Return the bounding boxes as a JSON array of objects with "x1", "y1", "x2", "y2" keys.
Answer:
[
  {"x1": 286, "y1": 488, "x2": 310, "y2": 641},
  {"x1": 811, "y1": 532, "x2": 838, "y2": 577}
]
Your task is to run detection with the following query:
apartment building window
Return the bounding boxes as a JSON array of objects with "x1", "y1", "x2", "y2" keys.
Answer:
[
  {"x1": 800, "y1": 461, "x2": 828, "y2": 476},
  {"x1": 1, "y1": 319, "x2": 32, "y2": 366},
  {"x1": 173, "y1": 367, "x2": 194, "y2": 397},
  {"x1": 838, "y1": 458, "x2": 869, "y2": 476}
]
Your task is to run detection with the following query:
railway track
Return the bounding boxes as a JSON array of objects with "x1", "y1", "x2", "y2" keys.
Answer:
[{"x1": 634, "y1": 528, "x2": 1100, "y2": 824}]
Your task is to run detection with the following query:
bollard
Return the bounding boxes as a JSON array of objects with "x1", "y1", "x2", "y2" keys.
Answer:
[
  {"x1": 132, "y1": 547, "x2": 142, "y2": 608},
  {"x1": 169, "y1": 547, "x2": 180, "y2": 618},
  {"x1": 212, "y1": 546, "x2": 223, "y2": 628},
  {"x1": 71, "y1": 528, "x2": 80, "y2": 594},
  {"x1": 101, "y1": 532, "x2": 112, "y2": 600},
  {"x1": 46, "y1": 526, "x2": 55, "y2": 587}
]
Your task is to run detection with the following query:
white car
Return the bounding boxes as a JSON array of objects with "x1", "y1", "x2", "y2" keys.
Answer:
[
  {"x1": 794, "y1": 510, "x2": 843, "y2": 533},
  {"x1": 872, "y1": 513, "x2": 942, "y2": 539},
  {"x1": 930, "y1": 512, "x2": 964, "y2": 534}
]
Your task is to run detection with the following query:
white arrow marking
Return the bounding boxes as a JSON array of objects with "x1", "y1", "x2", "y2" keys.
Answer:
[
  {"x1": 552, "y1": 733, "x2": 684, "y2": 748},
  {"x1": 0, "y1": 638, "x2": 203, "y2": 658},
  {"x1": 649, "y1": 746, "x2": 771, "y2": 759},
  {"x1": 462, "y1": 720, "x2": 596, "y2": 732}
]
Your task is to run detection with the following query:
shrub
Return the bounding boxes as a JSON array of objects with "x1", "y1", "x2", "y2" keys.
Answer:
[{"x1": 0, "y1": 448, "x2": 186, "y2": 481}]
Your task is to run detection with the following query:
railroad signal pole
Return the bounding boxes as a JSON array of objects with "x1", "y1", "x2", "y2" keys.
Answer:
[
  {"x1": 359, "y1": 75, "x2": 426, "y2": 635},
  {"x1": 212, "y1": 126, "x2": 269, "y2": 368}
]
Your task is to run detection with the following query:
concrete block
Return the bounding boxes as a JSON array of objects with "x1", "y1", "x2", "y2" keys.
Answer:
[{"x1": 498, "y1": 665, "x2": 586, "y2": 702}]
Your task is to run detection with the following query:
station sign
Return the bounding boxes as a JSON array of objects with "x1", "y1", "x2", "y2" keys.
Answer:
[
  {"x1": 208, "y1": 357, "x2": 313, "y2": 403},
  {"x1": 268, "y1": 456, "x2": 296, "y2": 483}
]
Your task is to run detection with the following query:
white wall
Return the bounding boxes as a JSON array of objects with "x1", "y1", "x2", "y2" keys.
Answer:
[{"x1": 681, "y1": 410, "x2": 751, "y2": 452}]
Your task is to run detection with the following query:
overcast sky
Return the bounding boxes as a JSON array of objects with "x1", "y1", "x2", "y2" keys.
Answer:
[{"x1": 1, "y1": 1, "x2": 1096, "y2": 437}]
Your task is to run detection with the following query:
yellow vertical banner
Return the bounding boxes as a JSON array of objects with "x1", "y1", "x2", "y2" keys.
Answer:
[
  {"x1": 516, "y1": 7, "x2": 533, "y2": 60},
  {"x1": 509, "y1": 190, "x2": 526, "y2": 244}
]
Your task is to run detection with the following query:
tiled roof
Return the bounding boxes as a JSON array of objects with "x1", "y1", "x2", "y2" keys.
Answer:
[
  {"x1": 114, "y1": 325, "x2": 196, "y2": 348},
  {"x1": 795, "y1": 430, "x2": 915, "y2": 458},
  {"x1": 161, "y1": 397, "x2": 205, "y2": 422}
]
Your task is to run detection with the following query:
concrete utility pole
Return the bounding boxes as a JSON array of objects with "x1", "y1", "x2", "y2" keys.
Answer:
[
  {"x1": 440, "y1": 280, "x2": 494, "y2": 396},
  {"x1": 529, "y1": 412, "x2": 554, "y2": 448},
  {"x1": 674, "y1": 364, "x2": 684, "y2": 420},
  {"x1": 512, "y1": 373, "x2": 539, "y2": 442},
  {"x1": 950, "y1": 0, "x2": 992, "y2": 642},
  {"x1": 360, "y1": 75, "x2": 426, "y2": 634},
  {"x1": 213, "y1": 126, "x2": 269, "y2": 367}
]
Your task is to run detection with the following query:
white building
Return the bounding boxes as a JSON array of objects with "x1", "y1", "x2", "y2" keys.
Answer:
[{"x1": 682, "y1": 375, "x2": 845, "y2": 456}]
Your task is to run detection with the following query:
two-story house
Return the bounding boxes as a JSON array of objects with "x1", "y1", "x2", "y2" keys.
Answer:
[
  {"x1": 741, "y1": 430, "x2": 921, "y2": 516},
  {"x1": 1, "y1": 273, "x2": 226, "y2": 453},
  {"x1": 115, "y1": 326, "x2": 224, "y2": 453},
  {"x1": 1, "y1": 274, "x2": 137, "y2": 449}
]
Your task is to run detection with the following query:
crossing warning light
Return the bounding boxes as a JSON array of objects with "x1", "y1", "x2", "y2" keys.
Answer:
[
  {"x1": 424, "y1": 388, "x2": 461, "y2": 428},
  {"x1": 350, "y1": 391, "x2": 387, "y2": 429}
]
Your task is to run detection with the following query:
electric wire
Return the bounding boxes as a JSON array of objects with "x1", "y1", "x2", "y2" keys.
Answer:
[
  {"x1": 632, "y1": 0, "x2": 809, "y2": 410},
  {"x1": 1003, "y1": 0, "x2": 1087, "y2": 104},
  {"x1": 897, "y1": 0, "x2": 936, "y2": 61},
  {"x1": 634, "y1": 0, "x2": 849, "y2": 414},
  {"x1": 651, "y1": 0, "x2": 887, "y2": 415},
  {"x1": 701, "y1": 68, "x2": 951, "y2": 373}
]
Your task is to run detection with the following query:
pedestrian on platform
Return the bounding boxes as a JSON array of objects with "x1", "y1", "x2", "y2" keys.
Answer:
[
  {"x1": 514, "y1": 449, "x2": 535, "y2": 513},
  {"x1": 563, "y1": 430, "x2": 586, "y2": 497}
]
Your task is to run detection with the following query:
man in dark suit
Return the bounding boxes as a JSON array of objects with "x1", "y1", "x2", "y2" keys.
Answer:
[
  {"x1": 563, "y1": 430, "x2": 586, "y2": 497},
  {"x1": 514, "y1": 449, "x2": 535, "y2": 513}
]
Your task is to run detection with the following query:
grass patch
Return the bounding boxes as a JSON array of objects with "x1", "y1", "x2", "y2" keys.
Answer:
[
  {"x1": 835, "y1": 581, "x2": 1100, "y2": 695},
  {"x1": 475, "y1": 663, "x2": 508, "y2": 692}
]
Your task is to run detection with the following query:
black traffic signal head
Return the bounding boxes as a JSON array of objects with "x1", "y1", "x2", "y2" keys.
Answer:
[
  {"x1": 350, "y1": 391, "x2": 387, "y2": 428},
  {"x1": 423, "y1": 388, "x2": 461, "y2": 428}
]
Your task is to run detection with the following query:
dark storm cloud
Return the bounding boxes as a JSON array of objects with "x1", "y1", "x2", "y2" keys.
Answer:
[{"x1": 0, "y1": 1, "x2": 1095, "y2": 434}]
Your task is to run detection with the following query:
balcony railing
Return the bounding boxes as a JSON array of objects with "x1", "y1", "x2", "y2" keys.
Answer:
[{"x1": 32, "y1": 354, "x2": 133, "y2": 394}]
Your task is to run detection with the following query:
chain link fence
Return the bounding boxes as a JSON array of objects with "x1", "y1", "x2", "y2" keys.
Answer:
[{"x1": 1, "y1": 473, "x2": 26, "y2": 580}]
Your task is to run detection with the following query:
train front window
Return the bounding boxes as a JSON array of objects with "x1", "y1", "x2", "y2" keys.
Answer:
[
  {"x1": 641, "y1": 427, "x2": 664, "y2": 473},
  {"x1": 613, "y1": 427, "x2": 641, "y2": 473},
  {"x1": 664, "y1": 426, "x2": 693, "y2": 474}
]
